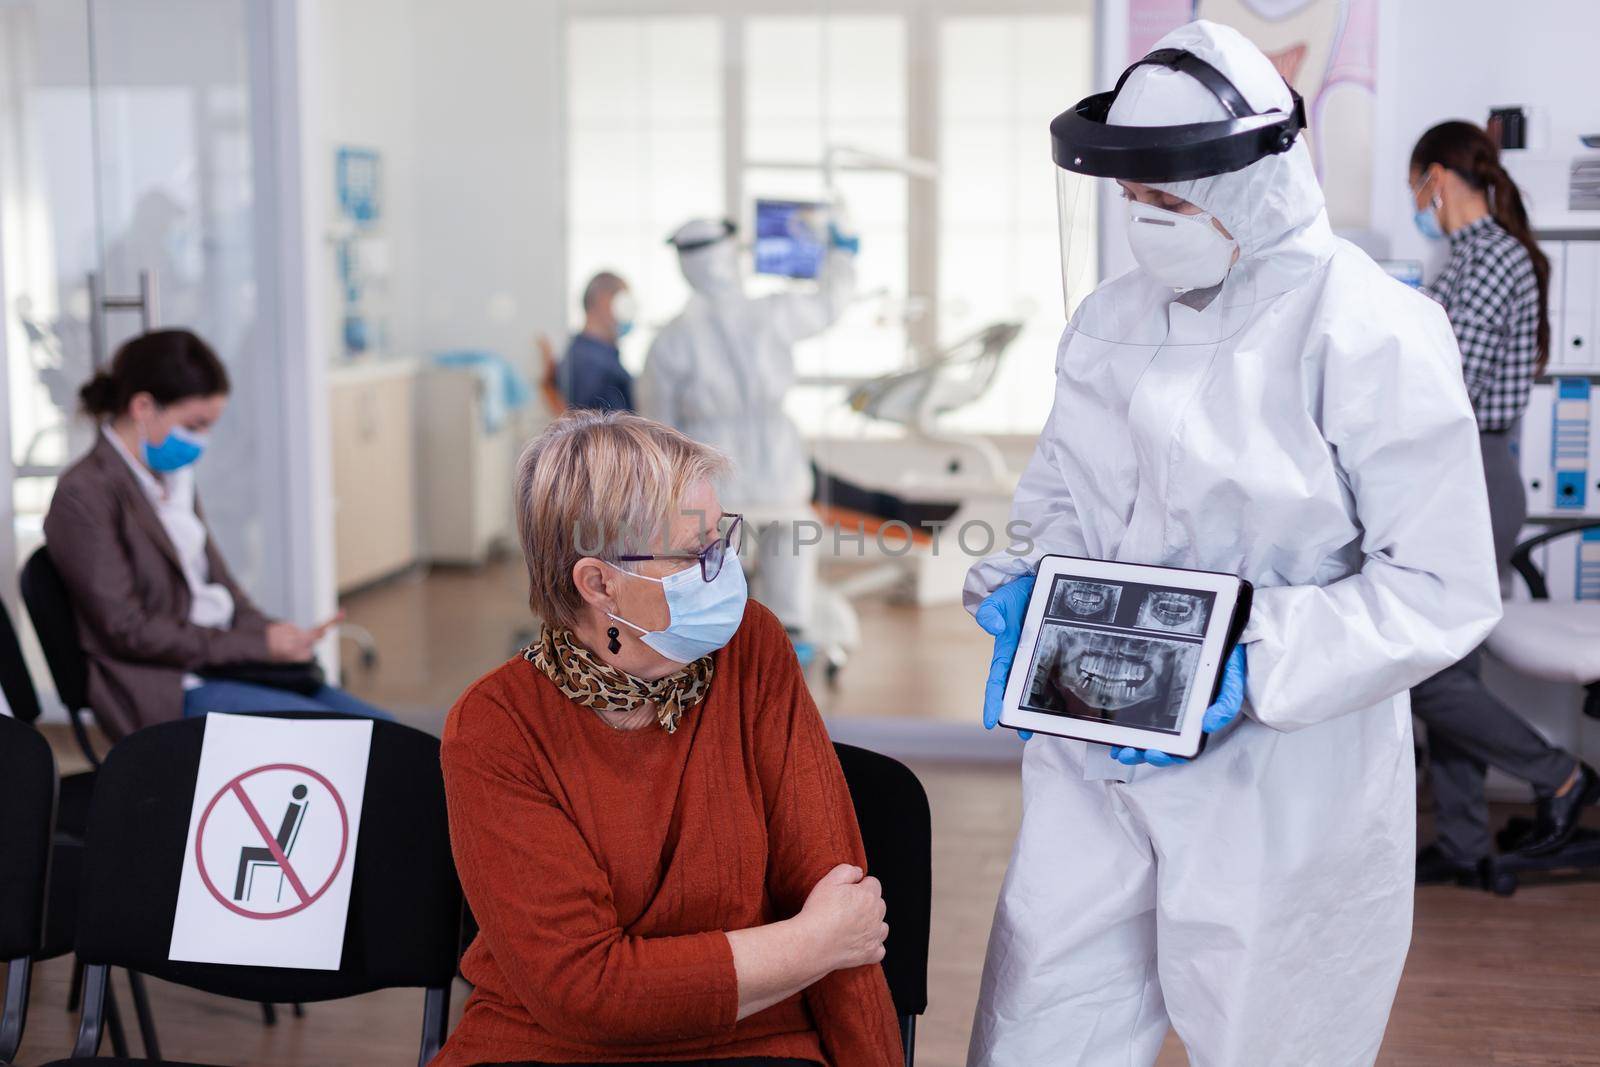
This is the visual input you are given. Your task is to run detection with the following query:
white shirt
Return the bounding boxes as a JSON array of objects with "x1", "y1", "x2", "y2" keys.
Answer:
[{"x1": 103, "y1": 427, "x2": 235, "y2": 688}]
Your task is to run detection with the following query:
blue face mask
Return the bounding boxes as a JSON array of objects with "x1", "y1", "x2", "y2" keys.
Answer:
[
  {"x1": 616, "y1": 319, "x2": 635, "y2": 339},
  {"x1": 143, "y1": 425, "x2": 206, "y2": 472},
  {"x1": 1413, "y1": 205, "x2": 1445, "y2": 241},
  {"x1": 1413, "y1": 173, "x2": 1446, "y2": 240},
  {"x1": 607, "y1": 547, "x2": 748, "y2": 663}
]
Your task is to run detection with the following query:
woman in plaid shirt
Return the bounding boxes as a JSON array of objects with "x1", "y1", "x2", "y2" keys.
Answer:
[{"x1": 1405, "y1": 121, "x2": 1596, "y2": 882}]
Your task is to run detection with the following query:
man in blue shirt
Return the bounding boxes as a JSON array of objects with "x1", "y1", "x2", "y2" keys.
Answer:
[{"x1": 555, "y1": 271, "x2": 636, "y2": 412}]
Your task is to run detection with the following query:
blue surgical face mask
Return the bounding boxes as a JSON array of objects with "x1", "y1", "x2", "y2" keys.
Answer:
[
  {"x1": 1413, "y1": 174, "x2": 1445, "y2": 240},
  {"x1": 611, "y1": 291, "x2": 636, "y2": 341},
  {"x1": 606, "y1": 547, "x2": 748, "y2": 663},
  {"x1": 1413, "y1": 205, "x2": 1445, "y2": 241},
  {"x1": 143, "y1": 425, "x2": 206, "y2": 472}
]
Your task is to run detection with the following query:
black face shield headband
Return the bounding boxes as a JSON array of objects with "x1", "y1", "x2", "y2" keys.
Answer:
[
  {"x1": 667, "y1": 219, "x2": 737, "y2": 253},
  {"x1": 1050, "y1": 48, "x2": 1307, "y2": 184}
]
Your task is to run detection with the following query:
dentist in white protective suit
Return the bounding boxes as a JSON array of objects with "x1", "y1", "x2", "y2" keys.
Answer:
[
  {"x1": 965, "y1": 21, "x2": 1501, "y2": 1067},
  {"x1": 641, "y1": 217, "x2": 857, "y2": 638}
]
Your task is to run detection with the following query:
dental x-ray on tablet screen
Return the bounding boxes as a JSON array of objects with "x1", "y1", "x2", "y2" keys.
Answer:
[{"x1": 1000, "y1": 556, "x2": 1252, "y2": 758}]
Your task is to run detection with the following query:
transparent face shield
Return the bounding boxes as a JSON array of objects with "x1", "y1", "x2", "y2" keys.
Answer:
[
  {"x1": 1055, "y1": 167, "x2": 1262, "y2": 349},
  {"x1": 1050, "y1": 44, "x2": 1305, "y2": 348}
]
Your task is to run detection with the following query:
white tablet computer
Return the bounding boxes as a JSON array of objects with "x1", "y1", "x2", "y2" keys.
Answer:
[{"x1": 999, "y1": 555, "x2": 1253, "y2": 758}]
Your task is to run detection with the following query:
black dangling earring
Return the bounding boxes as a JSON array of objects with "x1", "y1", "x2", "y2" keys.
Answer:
[{"x1": 606, "y1": 626, "x2": 622, "y2": 654}]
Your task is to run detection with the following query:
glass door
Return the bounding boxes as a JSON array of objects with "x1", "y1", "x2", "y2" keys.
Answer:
[
  {"x1": 86, "y1": 0, "x2": 281, "y2": 601},
  {"x1": 0, "y1": 0, "x2": 308, "y2": 722},
  {"x1": 0, "y1": 0, "x2": 99, "y2": 595},
  {"x1": 0, "y1": 0, "x2": 289, "y2": 608}
]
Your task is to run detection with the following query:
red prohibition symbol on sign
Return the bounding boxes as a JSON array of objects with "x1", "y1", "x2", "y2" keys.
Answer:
[{"x1": 194, "y1": 763, "x2": 350, "y2": 920}]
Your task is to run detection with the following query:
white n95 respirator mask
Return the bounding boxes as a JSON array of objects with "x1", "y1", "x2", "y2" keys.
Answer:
[{"x1": 1126, "y1": 201, "x2": 1238, "y2": 291}]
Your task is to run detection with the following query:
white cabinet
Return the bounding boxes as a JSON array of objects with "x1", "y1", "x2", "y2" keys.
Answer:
[
  {"x1": 330, "y1": 362, "x2": 418, "y2": 591},
  {"x1": 416, "y1": 367, "x2": 523, "y2": 565},
  {"x1": 1520, "y1": 234, "x2": 1600, "y2": 518},
  {"x1": 1556, "y1": 240, "x2": 1598, "y2": 370}
]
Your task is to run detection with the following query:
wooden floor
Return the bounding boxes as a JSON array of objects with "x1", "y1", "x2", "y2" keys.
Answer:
[{"x1": 11, "y1": 561, "x2": 1600, "y2": 1065}]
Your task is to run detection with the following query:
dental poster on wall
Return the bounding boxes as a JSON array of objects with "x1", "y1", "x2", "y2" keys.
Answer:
[
  {"x1": 168, "y1": 714, "x2": 373, "y2": 970},
  {"x1": 1129, "y1": 0, "x2": 1379, "y2": 229}
]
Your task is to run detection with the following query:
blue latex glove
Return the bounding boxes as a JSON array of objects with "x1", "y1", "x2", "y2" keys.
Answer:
[
  {"x1": 976, "y1": 575, "x2": 1035, "y2": 740},
  {"x1": 1109, "y1": 645, "x2": 1247, "y2": 767},
  {"x1": 829, "y1": 222, "x2": 860, "y2": 255}
]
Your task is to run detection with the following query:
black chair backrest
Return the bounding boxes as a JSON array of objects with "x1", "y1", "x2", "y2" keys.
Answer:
[
  {"x1": 834, "y1": 742, "x2": 931, "y2": 1022},
  {"x1": 0, "y1": 600, "x2": 41, "y2": 724},
  {"x1": 1510, "y1": 519, "x2": 1600, "y2": 601},
  {"x1": 0, "y1": 713, "x2": 56, "y2": 960},
  {"x1": 20, "y1": 547, "x2": 88, "y2": 714},
  {"x1": 75, "y1": 712, "x2": 462, "y2": 1003}
]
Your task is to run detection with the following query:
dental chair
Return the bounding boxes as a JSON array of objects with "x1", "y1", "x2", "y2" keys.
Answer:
[
  {"x1": 809, "y1": 321, "x2": 1023, "y2": 619},
  {"x1": 843, "y1": 320, "x2": 1022, "y2": 491},
  {"x1": 1476, "y1": 521, "x2": 1600, "y2": 895}
]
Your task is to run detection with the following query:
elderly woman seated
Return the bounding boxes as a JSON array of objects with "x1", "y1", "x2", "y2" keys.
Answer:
[{"x1": 437, "y1": 410, "x2": 902, "y2": 1067}]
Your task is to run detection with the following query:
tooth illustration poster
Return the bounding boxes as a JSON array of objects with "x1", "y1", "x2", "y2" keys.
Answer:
[
  {"x1": 1021, "y1": 575, "x2": 1217, "y2": 734},
  {"x1": 1128, "y1": 0, "x2": 1379, "y2": 229}
]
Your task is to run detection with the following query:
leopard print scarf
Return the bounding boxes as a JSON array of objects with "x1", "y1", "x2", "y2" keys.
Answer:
[{"x1": 524, "y1": 625, "x2": 714, "y2": 734}]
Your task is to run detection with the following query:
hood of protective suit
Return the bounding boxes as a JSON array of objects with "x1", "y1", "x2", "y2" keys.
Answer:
[
  {"x1": 679, "y1": 241, "x2": 744, "y2": 298},
  {"x1": 1107, "y1": 20, "x2": 1329, "y2": 269},
  {"x1": 670, "y1": 218, "x2": 744, "y2": 298}
]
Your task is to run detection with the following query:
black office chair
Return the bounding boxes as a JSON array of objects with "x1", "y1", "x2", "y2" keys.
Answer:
[
  {"x1": 0, "y1": 595, "x2": 158, "y2": 1060},
  {"x1": 834, "y1": 742, "x2": 931, "y2": 1067},
  {"x1": 20, "y1": 548, "x2": 299, "y2": 1033},
  {"x1": 0, "y1": 714, "x2": 56, "y2": 1065},
  {"x1": 44, "y1": 712, "x2": 463, "y2": 1066},
  {"x1": 20, "y1": 547, "x2": 101, "y2": 772},
  {"x1": 0, "y1": 588, "x2": 94, "y2": 837}
]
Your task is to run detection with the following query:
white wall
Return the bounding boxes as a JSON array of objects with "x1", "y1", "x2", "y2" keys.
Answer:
[
  {"x1": 411, "y1": 0, "x2": 567, "y2": 364},
  {"x1": 309, "y1": 0, "x2": 423, "y2": 360},
  {"x1": 309, "y1": 0, "x2": 567, "y2": 369},
  {"x1": 1373, "y1": 0, "x2": 1600, "y2": 265}
]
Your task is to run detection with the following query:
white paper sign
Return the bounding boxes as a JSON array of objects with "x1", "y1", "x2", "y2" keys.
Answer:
[{"x1": 168, "y1": 713, "x2": 373, "y2": 970}]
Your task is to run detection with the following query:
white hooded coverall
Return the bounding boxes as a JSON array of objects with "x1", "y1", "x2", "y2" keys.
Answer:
[
  {"x1": 963, "y1": 21, "x2": 1502, "y2": 1067},
  {"x1": 641, "y1": 231, "x2": 856, "y2": 632}
]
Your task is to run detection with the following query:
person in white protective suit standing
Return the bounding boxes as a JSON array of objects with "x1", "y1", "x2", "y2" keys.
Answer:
[
  {"x1": 965, "y1": 21, "x2": 1503, "y2": 1067},
  {"x1": 640, "y1": 217, "x2": 857, "y2": 637}
]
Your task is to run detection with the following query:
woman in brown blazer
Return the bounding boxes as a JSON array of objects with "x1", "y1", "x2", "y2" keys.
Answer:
[{"x1": 43, "y1": 329, "x2": 387, "y2": 739}]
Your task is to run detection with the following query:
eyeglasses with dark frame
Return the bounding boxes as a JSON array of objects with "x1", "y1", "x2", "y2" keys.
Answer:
[{"x1": 616, "y1": 513, "x2": 744, "y2": 583}]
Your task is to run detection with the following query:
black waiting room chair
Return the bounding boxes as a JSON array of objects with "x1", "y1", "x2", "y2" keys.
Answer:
[
  {"x1": 16, "y1": 549, "x2": 165, "y2": 1054},
  {"x1": 42, "y1": 712, "x2": 463, "y2": 1067},
  {"x1": 20, "y1": 547, "x2": 102, "y2": 775},
  {"x1": 0, "y1": 598, "x2": 159, "y2": 1061},
  {"x1": 4, "y1": 569, "x2": 95, "y2": 837},
  {"x1": 834, "y1": 742, "x2": 932, "y2": 1067},
  {"x1": 21, "y1": 546, "x2": 299, "y2": 1033},
  {"x1": 0, "y1": 713, "x2": 56, "y2": 1065}
]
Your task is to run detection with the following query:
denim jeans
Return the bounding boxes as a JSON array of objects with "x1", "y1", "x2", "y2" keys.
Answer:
[{"x1": 183, "y1": 680, "x2": 392, "y2": 720}]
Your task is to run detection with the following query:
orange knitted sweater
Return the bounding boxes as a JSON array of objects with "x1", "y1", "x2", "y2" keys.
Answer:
[{"x1": 433, "y1": 601, "x2": 901, "y2": 1066}]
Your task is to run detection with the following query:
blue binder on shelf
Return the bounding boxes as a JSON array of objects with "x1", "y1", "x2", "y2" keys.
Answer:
[{"x1": 1551, "y1": 378, "x2": 1591, "y2": 511}]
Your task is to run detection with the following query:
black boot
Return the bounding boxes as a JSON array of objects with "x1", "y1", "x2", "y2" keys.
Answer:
[
  {"x1": 1416, "y1": 843, "x2": 1484, "y2": 886},
  {"x1": 1515, "y1": 762, "x2": 1600, "y2": 856}
]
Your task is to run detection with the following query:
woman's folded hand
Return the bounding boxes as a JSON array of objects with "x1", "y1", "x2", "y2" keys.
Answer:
[{"x1": 798, "y1": 863, "x2": 889, "y2": 972}]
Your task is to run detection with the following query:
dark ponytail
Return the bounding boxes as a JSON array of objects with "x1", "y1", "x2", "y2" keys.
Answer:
[
  {"x1": 77, "y1": 329, "x2": 230, "y2": 418},
  {"x1": 1411, "y1": 120, "x2": 1552, "y2": 372}
]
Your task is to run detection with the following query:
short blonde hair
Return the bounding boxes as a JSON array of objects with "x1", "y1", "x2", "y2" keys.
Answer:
[{"x1": 515, "y1": 410, "x2": 730, "y2": 628}]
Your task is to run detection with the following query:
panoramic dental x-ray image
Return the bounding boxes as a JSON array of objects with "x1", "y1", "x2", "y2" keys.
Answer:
[{"x1": 1023, "y1": 576, "x2": 1216, "y2": 732}]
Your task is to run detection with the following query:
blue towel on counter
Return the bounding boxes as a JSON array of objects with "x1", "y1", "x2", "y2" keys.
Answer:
[{"x1": 432, "y1": 350, "x2": 533, "y2": 433}]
